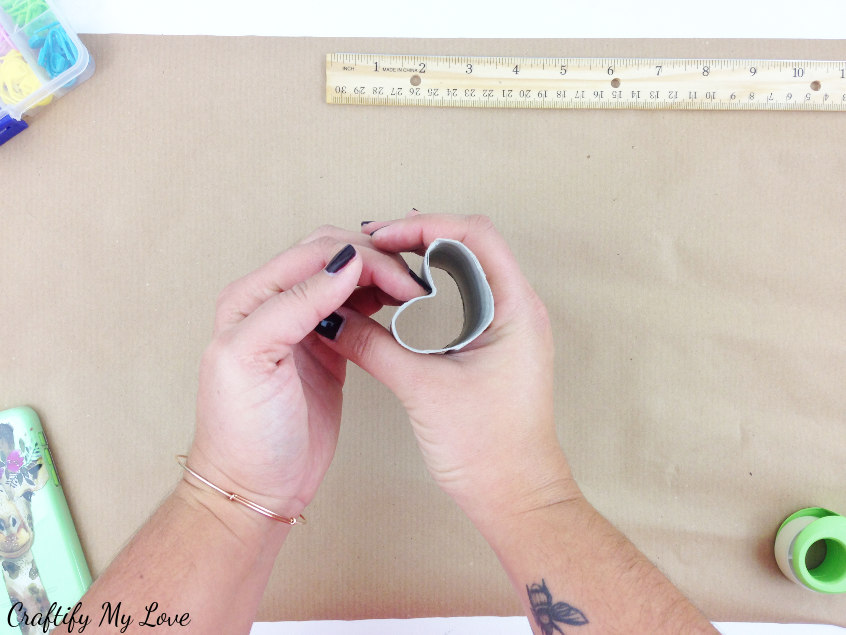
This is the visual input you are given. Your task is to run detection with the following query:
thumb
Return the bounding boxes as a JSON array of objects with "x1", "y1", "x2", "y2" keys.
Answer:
[
  {"x1": 232, "y1": 244, "x2": 362, "y2": 359},
  {"x1": 320, "y1": 306, "x2": 424, "y2": 401}
]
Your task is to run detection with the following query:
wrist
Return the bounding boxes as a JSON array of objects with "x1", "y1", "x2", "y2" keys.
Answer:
[
  {"x1": 175, "y1": 454, "x2": 303, "y2": 545},
  {"x1": 451, "y1": 447, "x2": 583, "y2": 531},
  {"x1": 184, "y1": 446, "x2": 308, "y2": 520},
  {"x1": 174, "y1": 477, "x2": 293, "y2": 546}
]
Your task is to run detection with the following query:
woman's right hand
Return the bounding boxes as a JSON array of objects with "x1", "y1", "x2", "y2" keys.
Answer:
[
  {"x1": 325, "y1": 213, "x2": 579, "y2": 523},
  {"x1": 327, "y1": 214, "x2": 719, "y2": 635}
]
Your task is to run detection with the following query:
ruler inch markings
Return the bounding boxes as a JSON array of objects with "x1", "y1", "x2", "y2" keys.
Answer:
[{"x1": 327, "y1": 53, "x2": 846, "y2": 111}]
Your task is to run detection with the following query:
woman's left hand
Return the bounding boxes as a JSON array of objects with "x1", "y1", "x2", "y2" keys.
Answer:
[{"x1": 185, "y1": 225, "x2": 428, "y2": 523}]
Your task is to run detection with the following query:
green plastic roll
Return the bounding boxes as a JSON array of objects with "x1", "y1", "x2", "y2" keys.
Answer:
[{"x1": 774, "y1": 507, "x2": 846, "y2": 593}]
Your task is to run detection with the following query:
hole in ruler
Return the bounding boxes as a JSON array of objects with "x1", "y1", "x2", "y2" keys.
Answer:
[
  {"x1": 611, "y1": 77, "x2": 621, "y2": 88},
  {"x1": 810, "y1": 80, "x2": 821, "y2": 91},
  {"x1": 410, "y1": 75, "x2": 421, "y2": 86}
]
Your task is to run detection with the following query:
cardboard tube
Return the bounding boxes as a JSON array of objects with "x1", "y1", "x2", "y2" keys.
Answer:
[{"x1": 391, "y1": 239, "x2": 494, "y2": 354}]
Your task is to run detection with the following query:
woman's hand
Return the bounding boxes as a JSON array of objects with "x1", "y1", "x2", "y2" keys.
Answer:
[
  {"x1": 327, "y1": 214, "x2": 579, "y2": 523},
  {"x1": 185, "y1": 227, "x2": 430, "y2": 523},
  {"x1": 83, "y1": 226, "x2": 433, "y2": 635}
]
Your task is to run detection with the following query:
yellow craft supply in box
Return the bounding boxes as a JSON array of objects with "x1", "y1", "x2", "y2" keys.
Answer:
[{"x1": 0, "y1": 49, "x2": 52, "y2": 106}]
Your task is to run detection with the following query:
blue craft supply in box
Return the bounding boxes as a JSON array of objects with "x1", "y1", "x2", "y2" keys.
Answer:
[{"x1": 0, "y1": 0, "x2": 93, "y2": 145}]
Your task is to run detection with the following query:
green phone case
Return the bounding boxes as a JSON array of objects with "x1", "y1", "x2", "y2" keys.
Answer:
[{"x1": 0, "y1": 406, "x2": 91, "y2": 633}]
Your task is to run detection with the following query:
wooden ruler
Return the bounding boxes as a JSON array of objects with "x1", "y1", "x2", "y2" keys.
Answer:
[{"x1": 326, "y1": 54, "x2": 846, "y2": 111}]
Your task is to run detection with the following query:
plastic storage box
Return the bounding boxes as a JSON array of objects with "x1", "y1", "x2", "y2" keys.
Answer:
[{"x1": 0, "y1": 0, "x2": 93, "y2": 145}]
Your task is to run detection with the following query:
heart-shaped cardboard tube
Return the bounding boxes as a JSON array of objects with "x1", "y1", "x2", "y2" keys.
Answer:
[{"x1": 391, "y1": 239, "x2": 494, "y2": 354}]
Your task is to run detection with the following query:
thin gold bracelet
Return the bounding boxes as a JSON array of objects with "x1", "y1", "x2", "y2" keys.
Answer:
[{"x1": 176, "y1": 455, "x2": 306, "y2": 526}]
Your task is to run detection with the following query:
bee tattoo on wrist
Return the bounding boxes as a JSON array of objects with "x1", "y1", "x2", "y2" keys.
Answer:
[{"x1": 526, "y1": 579, "x2": 588, "y2": 635}]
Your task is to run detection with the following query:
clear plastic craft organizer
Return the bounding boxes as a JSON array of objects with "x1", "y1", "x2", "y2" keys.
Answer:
[{"x1": 0, "y1": 0, "x2": 93, "y2": 145}]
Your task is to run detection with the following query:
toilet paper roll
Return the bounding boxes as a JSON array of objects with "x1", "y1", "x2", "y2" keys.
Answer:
[
  {"x1": 391, "y1": 239, "x2": 494, "y2": 354},
  {"x1": 774, "y1": 507, "x2": 846, "y2": 593}
]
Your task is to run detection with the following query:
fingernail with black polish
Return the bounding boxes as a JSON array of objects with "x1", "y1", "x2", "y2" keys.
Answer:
[
  {"x1": 325, "y1": 244, "x2": 356, "y2": 274},
  {"x1": 314, "y1": 312, "x2": 344, "y2": 340},
  {"x1": 408, "y1": 268, "x2": 432, "y2": 294}
]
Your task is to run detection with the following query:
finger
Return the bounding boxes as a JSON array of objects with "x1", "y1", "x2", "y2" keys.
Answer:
[
  {"x1": 344, "y1": 286, "x2": 403, "y2": 317},
  {"x1": 215, "y1": 236, "x2": 429, "y2": 334},
  {"x1": 301, "y1": 224, "x2": 395, "y2": 255},
  {"x1": 362, "y1": 215, "x2": 423, "y2": 256},
  {"x1": 317, "y1": 306, "x2": 432, "y2": 402},
  {"x1": 306, "y1": 224, "x2": 413, "y2": 269},
  {"x1": 226, "y1": 244, "x2": 362, "y2": 361},
  {"x1": 361, "y1": 213, "x2": 409, "y2": 238}
]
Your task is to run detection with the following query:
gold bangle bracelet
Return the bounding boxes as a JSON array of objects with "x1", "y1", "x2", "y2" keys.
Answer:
[{"x1": 176, "y1": 455, "x2": 306, "y2": 526}]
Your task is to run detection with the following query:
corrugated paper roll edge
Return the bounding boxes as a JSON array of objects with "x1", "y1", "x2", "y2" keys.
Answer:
[{"x1": 391, "y1": 239, "x2": 494, "y2": 354}]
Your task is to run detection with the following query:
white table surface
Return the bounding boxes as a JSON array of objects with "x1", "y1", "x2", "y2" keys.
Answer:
[{"x1": 63, "y1": 0, "x2": 846, "y2": 39}]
